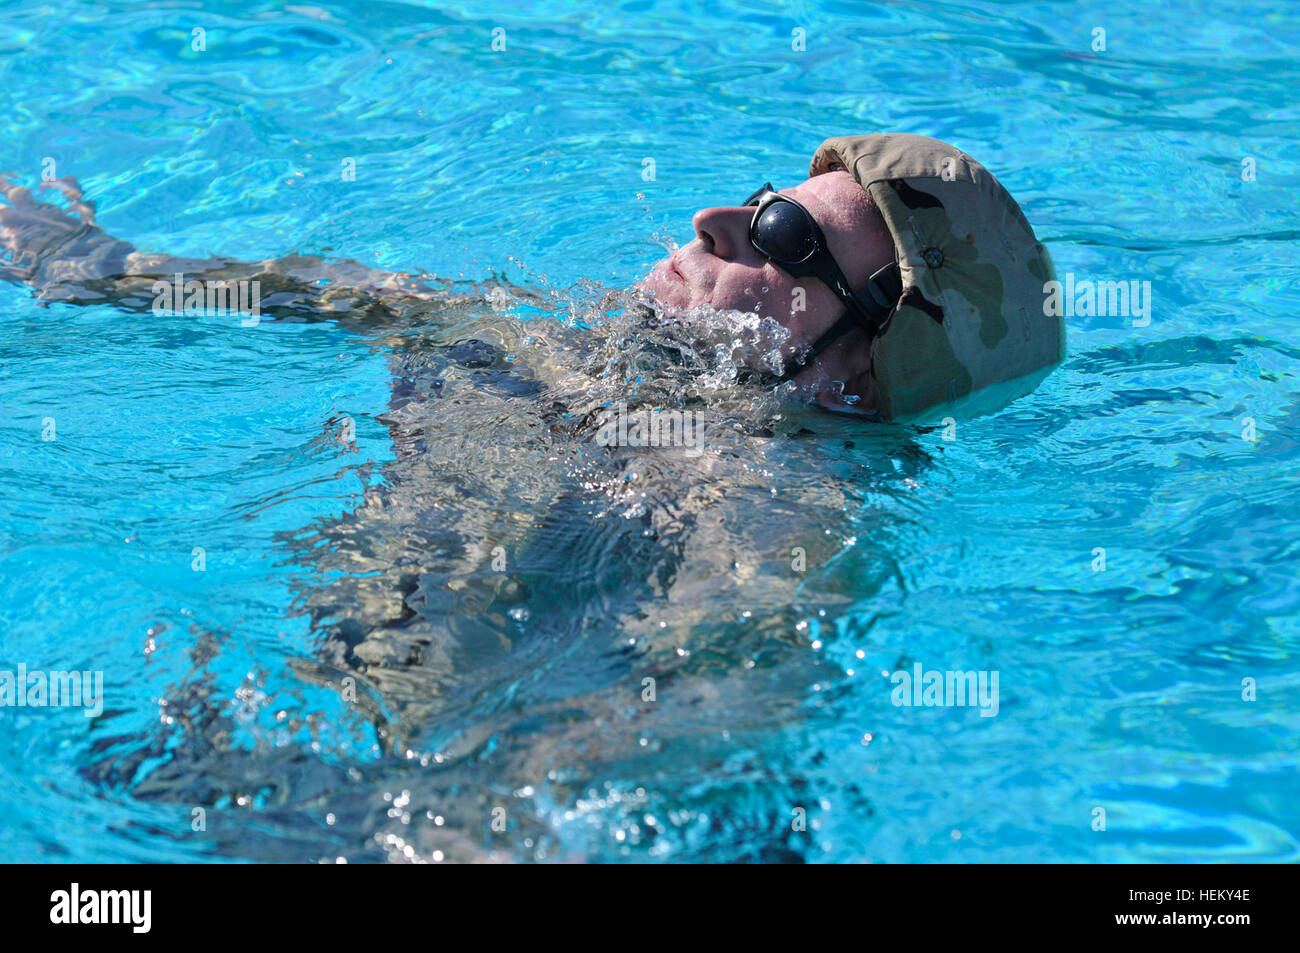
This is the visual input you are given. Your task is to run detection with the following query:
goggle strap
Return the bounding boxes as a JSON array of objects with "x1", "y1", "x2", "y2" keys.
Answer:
[
  {"x1": 860, "y1": 261, "x2": 902, "y2": 319},
  {"x1": 776, "y1": 262, "x2": 902, "y2": 383}
]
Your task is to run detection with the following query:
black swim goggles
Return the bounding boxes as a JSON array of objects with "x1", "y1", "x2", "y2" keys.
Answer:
[{"x1": 744, "y1": 182, "x2": 901, "y2": 381}]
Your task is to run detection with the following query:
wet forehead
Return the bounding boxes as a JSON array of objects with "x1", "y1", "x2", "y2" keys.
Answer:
[{"x1": 777, "y1": 171, "x2": 870, "y2": 235}]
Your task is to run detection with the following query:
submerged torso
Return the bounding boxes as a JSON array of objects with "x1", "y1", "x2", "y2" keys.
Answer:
[
  {"x1": 91, "y1": 284, "x2": 932, "y2": 860},
  {"x1": 291, "y1": 287, "x2": 923, "y2": 724}
]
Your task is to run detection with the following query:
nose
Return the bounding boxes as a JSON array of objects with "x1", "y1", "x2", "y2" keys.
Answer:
[{"x1": 690, "y1": 205, "x2": 752, "y2": 262}]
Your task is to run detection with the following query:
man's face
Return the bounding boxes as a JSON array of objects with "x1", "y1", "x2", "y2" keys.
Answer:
[{"x1": 636, "y1": 170, "x2": 893, "y2": 353}]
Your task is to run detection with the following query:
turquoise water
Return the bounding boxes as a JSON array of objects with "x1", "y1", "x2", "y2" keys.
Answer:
[{"x1": 2, "y1": 0, "x2": 1298, "y2": 863}]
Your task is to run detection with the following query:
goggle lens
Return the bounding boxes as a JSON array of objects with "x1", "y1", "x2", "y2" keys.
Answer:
[{"x1": 753, "y1": 201, "x2": 817, "y2": 264}]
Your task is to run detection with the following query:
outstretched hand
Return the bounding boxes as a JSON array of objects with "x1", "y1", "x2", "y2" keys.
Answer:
[{"x1": 0, "y1": 174, "x2": 136, "y2": 296}]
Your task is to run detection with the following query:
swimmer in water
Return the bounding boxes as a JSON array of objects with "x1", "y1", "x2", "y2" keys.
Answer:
[
  {"x1": 11, "y1": 138, "x2": 1068, "y2": 849},
  {"x1": 1, "y1": 133, "x2": 1064, "y2": 422}
]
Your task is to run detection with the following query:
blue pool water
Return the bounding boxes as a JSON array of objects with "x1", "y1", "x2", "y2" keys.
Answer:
[{"x1": 1, "y1": 0, "x2": 1298, "y2": 863}]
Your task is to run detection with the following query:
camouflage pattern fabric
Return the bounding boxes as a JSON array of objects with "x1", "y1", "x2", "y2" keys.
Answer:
[{"x1": 809, "y1": 133, "x2": 1065, "y2": 422}]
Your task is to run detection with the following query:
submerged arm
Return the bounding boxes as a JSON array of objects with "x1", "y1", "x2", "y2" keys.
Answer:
[{"x1": 0, "y1": 175, "x2": 456, "y2": 328}]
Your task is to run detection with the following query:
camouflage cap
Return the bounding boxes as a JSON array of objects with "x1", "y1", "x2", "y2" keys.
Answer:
[{"x1": 809, "y1": 133, "x2": 1064, "y2": 422}]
